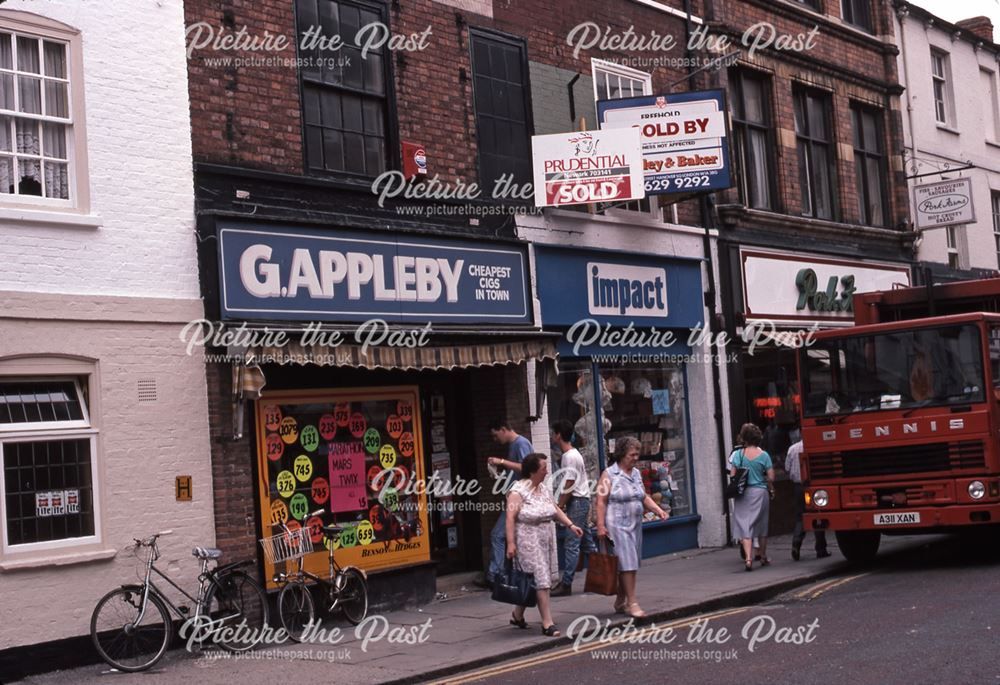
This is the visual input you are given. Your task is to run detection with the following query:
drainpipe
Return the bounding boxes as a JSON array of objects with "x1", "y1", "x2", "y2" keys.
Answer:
[
  {"x1": 897, "y1": 5, "x2": 919, "y2": 261},
  {"x1": 685, "y1": 0, "x2": 733, "y2": 546}
]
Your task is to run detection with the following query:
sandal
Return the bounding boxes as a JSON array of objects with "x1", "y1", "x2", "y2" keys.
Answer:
[
  {"x1": 745, "y1": 560, "x2": 753, "y2": 572},
  {"x1": 626, "y1": 602, "x2": 646, "y2": 618},
  {"x1": 510, "y1": 612, "x2": 528, "y2": 629},
  {"x1": 542, "y1": 624, "x2": 561, "y2": 637},
  {"x1": 760, "y1": 557, "x2": 771, "y2": 567},
  {"x1": 613, "y1": 599, "x2": 628, "y2": 614}
]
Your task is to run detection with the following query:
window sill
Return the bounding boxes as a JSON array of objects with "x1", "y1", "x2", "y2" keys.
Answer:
[
  {"x1": 986, "y1": 139, "x2": 1000, "y2": 150},
  {"x1": 0, "y1": 546, "x2": 116, "y2": 571},
  {"x1": 0, "y1": 205, "x2": 102, "y2": 228},
  {"x1": 936, "y1": 124, "x2": 961, "y2": 136}
]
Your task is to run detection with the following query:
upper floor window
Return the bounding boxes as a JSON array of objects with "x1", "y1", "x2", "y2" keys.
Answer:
[
  {"x1": 850, "y1": 104, "x2": 886, "y2": 227},
  {"x1": 946, "y1": 226, "x2": 962, "y2": 270},
  {"x1": 841, "y1": 0, "x2": 874, "y2": 33},
  {"x1": 0, "y1": 11, "x2": 86, "y2": 211},
  {"x1": 729, "y1": 69, "x2": 775, "y2": 210},
  {"x1": 795, "y1": 0, "x2": 822, "y2": 10},
  {"x1": 992, "y1": 191, "x2": 1000, "y2": 269},
  {"x1": 794, "y1": 87, "x2": 837, "y2": 221},
  {"x1": 982, "y1": 69, "x2": 1000, "y2": 142},
  {"x1": 931, "y1": 49, "x2": 954, "y2": 126},
  {"x1": 297, "y1": 0, "x2": 389, "y2": 177},
  {"x1": 470, "y1": 29, "x2": 532, "y2": 196}
]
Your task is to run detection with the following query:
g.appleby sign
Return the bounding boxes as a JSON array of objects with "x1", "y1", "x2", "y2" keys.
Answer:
[
  {"x1": 531, "y1": 128, "x2": 644, "y2": 207},
  {"x1": 217, "y1": 223, "x2": 531, "y2": 324},
  {"x1": 597, "y1": 89, "x2": 732, "y2": 195}
]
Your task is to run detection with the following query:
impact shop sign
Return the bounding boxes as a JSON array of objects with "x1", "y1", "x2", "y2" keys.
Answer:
[
  {"x1": 531, "y1": 128, "x2": 644, "y2": 207},
  {"x1": 218, "y1": 223, "x2": 531, "y2": 324},
  {"x1": 597, "y1": 90, "x2": 732, "y2": 195},
  {"x1": 913, "y1": 178, "x2": 976, "y2": 230}
]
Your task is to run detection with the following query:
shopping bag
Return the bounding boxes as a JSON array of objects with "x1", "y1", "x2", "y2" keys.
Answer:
[
  {"x1": 584, "y1": 539, "x2": 618, "y2": 595},
  {"x1": 491, "y1": 559, "x2": 537, "y2": 607}
]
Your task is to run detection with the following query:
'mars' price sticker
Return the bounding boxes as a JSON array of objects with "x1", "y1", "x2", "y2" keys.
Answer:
[
  {"x1": 349, "y1": 412, "x2": 367, "y2": 438},
  {"x1": 386, "y1": 414, "x2": 404, "y2": 439},
  {"x1": 300, "y1": 425, "x2": 320, "y2": 452},
  {"x1": 319, "y1": 414, "x2": 337, "y2": 441},
  {"x1": 263, "y1": 405, "x2": 282, "y2": 431},
  {"x1": 270, "y1": 499, "x2": 289, "y2": 526},
  {"x1": 289, "y1": 493, "x2": 309, "y2": 520},
  {"x1": 266, "y1": 434, "x2": 284, "y2": 462},
  {"x1": 398, "y1": 431, "x2": 415, "y2": 458},
  {"x1": 356, "y1": 520, "x2": 375, "y2": 546},
  {"x1": 279, "y1": 416, "x2": 299, "y2": 444},
  {"x1": 379, "y1": 444, "x2": 397, "y2": 469},
  {"x1": 397, "y1": 400, "x2": 413, "y2": 423},
  {"x1": 334, "y1": 403, "x2": 351, "y2": 427},
  {"x1": 276, "y1": 470, "x2": 296, "y2": 498},
  {"x1": 363, "y1": 427, "x2": 381, "y2": 454},
  {"x1": 311, "y1": 476, "x2": 329, "y2": 504},
  {"x1": 293, "y1": 455, "x2": 313, "y2": 482}
]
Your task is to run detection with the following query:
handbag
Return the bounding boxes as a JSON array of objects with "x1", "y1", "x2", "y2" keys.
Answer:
[
  {"x1": 491, "y1": 559, "x2": 537, "y2": 607},
  {"x1": 725, "y1": 450, "x2": 749, "y2": 499},
  {"x1": 584, "y1": 538, "x2": 619, "y2": 596}
]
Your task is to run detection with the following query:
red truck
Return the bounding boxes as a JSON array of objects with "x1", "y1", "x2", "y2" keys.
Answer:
[{"x1": 799, "y1": 278, "x2": 1000, "y2": 561}]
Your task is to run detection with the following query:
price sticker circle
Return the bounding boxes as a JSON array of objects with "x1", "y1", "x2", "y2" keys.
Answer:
[
  {"x1": 369, "y1": 504, "x2": 384, "y2": 531},
  {"x1": 293, "y1": 455, "x2": 313, "y2": 482},
  {"x1": 306, "y1": 516, "x2": 324, "y2": 544},
  {"x1": 363, "y1": 428, "x2": 381, "y2": 454},
  {"x1": 397, "y1": 400, "x2": 413, "y2": 423},
  {"x1": 269, "y1": 499, "x2": 288, "y2": 526},
  {"x1": 324, "y1": 531, "x2": 340, "y2": 551},
  {"x1": 276, "y1": 470, "x2": 296, "y2": 498},
  {"x1": 380, "y1": 486, "x2": 400, "y2": 512},
  {"x1": 386, "y1": 415, "x2": 404, "y2": 439},
  {"x1": 334, "y1": 403, "x2": 351, "y2": 427},
  {"x1": 379, "y1": 444, "x2": 397, "y2": 469},
  {"x1": 357, "y1": 520, "x2": 375, "y2": 546},
  {"x1": 318, "y1": 414, "x2": 337, "y2": 441},
  {"x1": 279, "y1": 416, "x2": 299, "y2": 444},
  {"x1": 367, "y1": 465, "x2": 385, "y2": 492},
  {"x1": 266, "y1": 433, "x2": 284, "y2": 462},
  {"x1": 311, "y1": 476, "x2": 329, "y2": 504},
  {"x1": 263, "y1": 404, "x2": 283, "y2": 431},
  {"x1": 393, "y1": 465, "x2": 410, "y2": 489},
  {"x1": 289, "y1": 493, "x2": 309, "y2": 520},
  {"x1": 339, "y1": 524, "x2": 358, "y2": 549},
  {"x1": 398, "y1": 431, "x2": 415, "y2": 458},
  {"x1": 300, "y1": 425, "x2": 320, "y2": 452},
  {"x1": 349, "y1": 412, "x2": 367, "y2": 438}
]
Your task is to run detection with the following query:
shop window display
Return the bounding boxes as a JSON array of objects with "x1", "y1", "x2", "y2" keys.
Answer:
[
  {"x1": 742, "y1": 349, "x2": 800, "y2": 474},
  {"x1": 546, "y1": 361, "x2": 602, "y2": 497}
]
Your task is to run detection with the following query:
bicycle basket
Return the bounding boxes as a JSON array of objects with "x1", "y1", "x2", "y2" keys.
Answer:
[{"x1": 259, "y1": 527, "x2": 314, "y2": 564}]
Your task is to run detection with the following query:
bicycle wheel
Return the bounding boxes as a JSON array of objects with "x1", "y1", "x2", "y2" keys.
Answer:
[
  {"x1": 337, "y1": 568, "x2": 368, "y2": 625},
  {"x1": 278, "y1": 580, "x2": 316, "y2": 642},
  {"x1": 203, "y1": 570, "x2": 269, "y2": 652},
  {"x1": 90, "y1": 585, "x2": 172, "y2": 672}
]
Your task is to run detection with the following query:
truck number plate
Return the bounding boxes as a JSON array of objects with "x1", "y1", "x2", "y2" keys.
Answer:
[{"x1": 873, "y1": 512, "x2": 920, "y2": 526}]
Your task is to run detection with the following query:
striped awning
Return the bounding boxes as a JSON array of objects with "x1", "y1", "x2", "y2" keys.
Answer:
[{"x1": 231, "y1": 337, "x2": 559, "y2": 400}]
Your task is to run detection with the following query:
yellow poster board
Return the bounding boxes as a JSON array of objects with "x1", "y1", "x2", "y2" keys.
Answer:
[{"x1": 255, "y1": 386, "x2": 430, "y2": 589}]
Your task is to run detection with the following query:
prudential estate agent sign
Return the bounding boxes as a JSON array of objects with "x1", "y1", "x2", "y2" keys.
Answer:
[
  {"x1": 597, "y1": 90, "x2": 732, "y2": 195},
  {"x1": 531, "y1": 128, "x2": 645, "y2": 207},
  {"x1": 218, "y1": 223, "x2": 531, "y2": 324}
]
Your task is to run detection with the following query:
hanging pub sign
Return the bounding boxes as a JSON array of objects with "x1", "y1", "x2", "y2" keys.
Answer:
[
  {"x1": 913, "y1": 178, "x2": 976, "y2": 230},
  {"x1": 597, "y1": 89, "x2": 732, "y2": 195},
  {"x1": 530, "y1": 127, "x2": 644, "y2": 207}
]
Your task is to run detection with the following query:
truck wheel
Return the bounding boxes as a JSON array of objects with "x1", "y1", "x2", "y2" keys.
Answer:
[{"x1": 835, "y1": 530, "x2": 881, "y2": 563}]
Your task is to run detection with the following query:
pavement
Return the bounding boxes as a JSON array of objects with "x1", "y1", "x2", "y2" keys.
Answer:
[{"x1": 16, "y1": 533, "x2": 926, "y2": 685}]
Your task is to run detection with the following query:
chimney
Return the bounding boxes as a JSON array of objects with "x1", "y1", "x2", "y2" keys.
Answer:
[{"x1": 956, "y1": 16, "x2": 994, "y2": 43}]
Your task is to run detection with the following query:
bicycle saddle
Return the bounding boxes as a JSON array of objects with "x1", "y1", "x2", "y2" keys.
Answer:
[
  {"x1": 321, "y1": 525, "x2": 343, "y2": 535},
  {"x1": 192, "y1": 547, "x2": 223, "y2": 560}
]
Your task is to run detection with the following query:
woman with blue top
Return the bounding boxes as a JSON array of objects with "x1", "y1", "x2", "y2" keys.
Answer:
[{"x1": 730, "y1": 423, "x2": 776, "y2": 571}]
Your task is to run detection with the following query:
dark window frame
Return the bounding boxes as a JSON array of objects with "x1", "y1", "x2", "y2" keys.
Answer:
[
  {"x1": 795, "y1": 0, "x2": 823, "y2": 11},
  {"x1": 729, "y1": 68, "x2": 779, "y2": 211},
  {"x1": 468, "y1": 26, "x2": 534, "y2": 204},
  {"x1": 293, "y1": 0, "x2": 400, "y2": 180},
  {"x1": 841, "y1": 0, "x2": 874, "y2": 33},
  {"x1": 793, "y1": 86, "x2": 839, "y2": 221},
  {"x1": 850, "y1": 102, "x2": 888, "y2": 227}
]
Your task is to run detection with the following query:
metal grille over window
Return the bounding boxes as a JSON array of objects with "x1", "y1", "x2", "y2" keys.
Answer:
[{"x1": 0, "y1": 380, "x2": 83, "y2": 424}]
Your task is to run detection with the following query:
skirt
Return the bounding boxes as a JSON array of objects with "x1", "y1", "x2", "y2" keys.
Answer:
[{"x1": 732, "y1": 486, "x2": 769, "y2": 540}]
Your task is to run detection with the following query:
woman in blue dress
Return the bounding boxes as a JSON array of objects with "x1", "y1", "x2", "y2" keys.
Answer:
[
  {"x1": 595, "y1": 436, "x2": 669, "y2": 618},
  {"x1": 730, "y1": 423, "x2": 776, "y2": 570}
]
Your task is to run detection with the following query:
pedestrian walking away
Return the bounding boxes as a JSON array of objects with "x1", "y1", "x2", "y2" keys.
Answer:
[
  {"x1": 595, "y1": 436, "x2": 669, "y2": 618},
  {"x1": 482, "y1": 419, "x2": 533, "y2": 588},
  {"x1": 549, "y1": 419, "x2": 592, "y2": 597},
  {"x1": 506, "y1": 453, "x2": 583, "y2": 637},
  {"x1": 730, "y1": 423, "x2": 775, "y2": 571},
  {"x1": 785, "y1": 434, "x2": 830, "y2": 561}
]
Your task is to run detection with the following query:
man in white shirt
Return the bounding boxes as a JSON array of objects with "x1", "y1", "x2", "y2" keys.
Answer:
[
  {"x1": 786, "y1": 435, "x2": 829, "y2": 560},
  {"x1": 550, "y1": 419, "x2": 591, "y2": 597}
]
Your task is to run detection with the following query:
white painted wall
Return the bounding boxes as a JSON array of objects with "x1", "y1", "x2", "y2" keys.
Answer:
[{"x1": 895, "y1": 7, "x2": 1000, "y2": 272}]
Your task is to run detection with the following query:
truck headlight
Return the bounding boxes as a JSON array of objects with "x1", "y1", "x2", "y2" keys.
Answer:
[
  {"x1": 968, "y1": 481, "x2": 986, "y2": 500},
  {"x1": 813, "y1": 490, "x2": 829, "y2": 508}
]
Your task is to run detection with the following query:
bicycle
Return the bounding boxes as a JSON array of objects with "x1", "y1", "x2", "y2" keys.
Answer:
[
  {"x1": 262, "y1": 509, "x2": 369, "y2": 642},
  {"x1": 90, "y1": 530, "x2": 269, "y2": 672}
]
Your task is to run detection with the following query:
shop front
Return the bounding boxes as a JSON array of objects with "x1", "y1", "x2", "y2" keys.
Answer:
[
  {"x1": 206, "y1": 218, "x2": 552, "y2": 606},
  {"x1": 533, "y1": 245, "x2": 708, "y2": 555}
]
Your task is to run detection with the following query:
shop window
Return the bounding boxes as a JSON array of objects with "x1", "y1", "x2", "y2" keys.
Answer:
[
  {"x1": 297, "y1": 0, "x2": 389, "y2": 177},
  {"x1": 470, "y1": 29, "x2": 532, "y2": 195},
  {"x1": 741, "y1": 349, "x2": 801, "y2": 474},
  {"x1": 601, "y1": 365, "x2": 692, "y2": 518},
  {"x1": 1, "y1": 378, "x2": 98, "y2": 551},
  {"x1": 546, "y1": 360, "x2": 603, "y2": 489}
]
